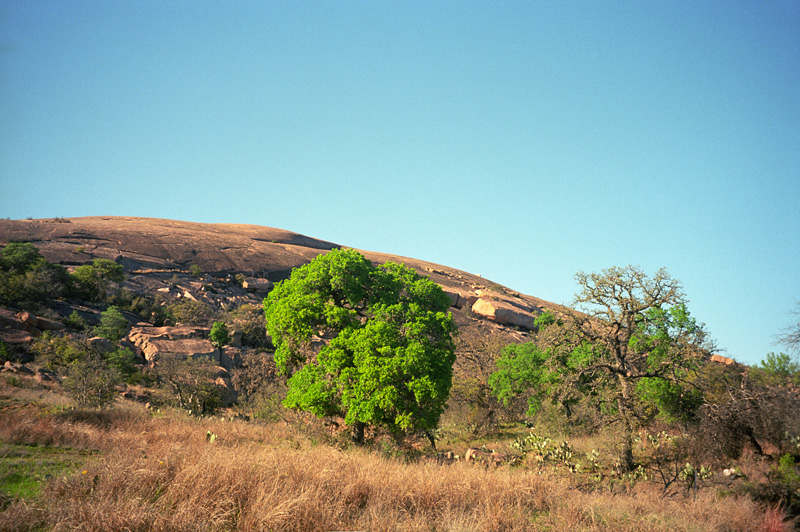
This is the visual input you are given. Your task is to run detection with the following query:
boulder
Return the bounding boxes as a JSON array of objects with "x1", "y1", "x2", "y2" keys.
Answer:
[
  {"x1": 87, "y1": 336, "x2": 114, "y2": 354},
  {"x1": 242, "y1": 277, "x2": 273, "y2": 292},
  {"x1": 3, "y1": 361, "x2": 34, "y2": 375},
  {"x1": 17, "y1": 311, "x2": 38, "y2": 328},
  {"x1": 465, "y1": 448, "x2": 480, "y2": 463},
  {"x1": 441, "y1": 287, "x2": 467, "y2": 309},
  {"x1": 15, "y1": 311, "x2": 64, "y2": 331},
  {"x1": 34, "y1": 316, "x2": 65, "y2": 331},
  {"x1": 710, "y1": 354, "x2": 737, "y2": 366},
  {"x1": 214, "y1": 367, "x2": 237, "y2": 405},
  {"x1": 34, "y1": 367, "x2": 58, "y2": 383},
  {"x1": 230, "y1": 330, "x2": 243, "y2": 347},
  {"x1": 128, "y1": 325, "x2": 217, "y2": 363},
  {"x1": 471, "y1": 298, "x2": 537, "y2": 329}
]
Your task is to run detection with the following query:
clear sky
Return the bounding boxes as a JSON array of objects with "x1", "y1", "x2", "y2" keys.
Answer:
[{"x1": 1, "y1": 1, "x2": 798, "y2": 365}]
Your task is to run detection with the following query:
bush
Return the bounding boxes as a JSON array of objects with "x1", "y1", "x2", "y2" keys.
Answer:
[
  {"x1": 166, "y1": 300, "x2": 219, "y2": 326},
  {"x1": 106, "y1": 347, "x2": 138, "y2": 383},
  {"x1": 0, "y1": 243, "x2": 71, "y2": 307},
  {"x1": 93, "y1": 306, "x2": 130, "y2": 343},
  {"x1": 692, "y1": 382, "x2": 800, "y2": 460},
  {"x1": 69, "y1": 259, "x2": 124, "y2": 302},
  {"x1": 226, "y1": 304, "x2": 269, "y2": 348},
  {"x1": 61, "y1": 353, "x2": 120, "y2": 408},
  {"x1": 154, "y1": 357, "x2": 224, "y2": 416},
  {"x1": 231, "y1": 350, "x2": 280, "y2": 404},
  {"x1": 64, "y1": 310, "x2": 87, "y2": 331}
]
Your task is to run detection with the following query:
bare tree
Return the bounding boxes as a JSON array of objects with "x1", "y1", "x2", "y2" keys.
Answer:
[{"x1": 776, "y1": 302, "x2": 800, "y2": 355}]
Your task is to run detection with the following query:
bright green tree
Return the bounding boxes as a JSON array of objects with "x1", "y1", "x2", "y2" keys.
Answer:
[
  {"x1": 210, "y1": 321, "x2": 231, "y2": 352},
  {"x1": 263, "y1": 249, "x2": 457, "y2": 445},
  {"x1": 490, "y1": 266, "x2": 712, "y2": 471}
]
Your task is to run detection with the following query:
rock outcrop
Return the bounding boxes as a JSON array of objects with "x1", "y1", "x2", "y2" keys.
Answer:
[
  {"x1": 242, "y1": 277, "x2": 274, "y2": 292},
  {"x1": 128, "y1": 325, "x2": 219, "y2": 363},
  {"x1": 470, "y1": 292, "x2": 540, "y2": 329}
]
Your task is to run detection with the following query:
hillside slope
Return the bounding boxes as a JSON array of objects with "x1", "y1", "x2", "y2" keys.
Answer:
[{"x1": 0, "y1": 216, "x2": 565, "y2": 351}]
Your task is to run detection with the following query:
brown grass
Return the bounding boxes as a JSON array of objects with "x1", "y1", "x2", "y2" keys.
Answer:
[{"x1": 0, "y1": 396, "x2": 771, "y2": 532}]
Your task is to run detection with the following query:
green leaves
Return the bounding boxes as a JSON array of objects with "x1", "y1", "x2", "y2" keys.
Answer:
[
  {"x1": 489, "y1": 343, "x2": 555, "y2": 417},
  {"x1": 263, "y1": 249, "x2": 456, "y2": 442},
  {"x1": 210, "y1": 321, "x2": 231, "y2": 351},
  {"x1": 94, "y1": 306, "x2": 129, "y2": 343}
]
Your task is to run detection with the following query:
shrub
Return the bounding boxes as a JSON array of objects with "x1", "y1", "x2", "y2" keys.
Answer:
[
  {"x1": 61, "y1": 354, "x2": 120, "y2": 408},
  {"x1": 155, "y1": 356, "x2": 224, "y2": 416},
  {"x1": 69, "y1": 259, "x2": 124, "y2": 302},
  {"x1": 166, "y1": 300, "x2": 219, "y2": 326},
  {"x1": 93, "y1": 306, "x2": 129, "y2": 343},
  {"x1": 209, "y1": 321, "x2": 230, "y2": 352},
  {"x1": 64, "y1": 310, "x2": 87, "y2": 331},
  {"x1": 226, "y1": 304, "x2": 269, "y2": 348}
]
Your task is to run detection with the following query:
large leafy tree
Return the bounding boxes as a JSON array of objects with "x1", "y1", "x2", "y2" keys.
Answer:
[
  {"x1": 491, "y1": 266, "x2": 712, "y2": 471},
  {"x1": 263, "y1": 249, "x2": 457, "y2": 445}
]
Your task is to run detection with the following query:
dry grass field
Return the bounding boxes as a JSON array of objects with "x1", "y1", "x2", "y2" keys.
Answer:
[{"x1": 0, "y1": 377, "x2": 784, "y2": 532}]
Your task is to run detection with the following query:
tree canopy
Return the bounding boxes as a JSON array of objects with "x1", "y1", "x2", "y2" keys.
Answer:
[
  {"x1": 490, "y1": 265, "x2": 712, "y2": 471},
  {"x1": 263, "y1": 248, "x2": 457, "y2": 445},
  {"x1": 210, "y1": 321, "x2": 231, "y2": 352}
]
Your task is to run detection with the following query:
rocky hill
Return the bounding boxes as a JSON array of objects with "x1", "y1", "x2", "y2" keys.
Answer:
[{"x1": 0, "y1": 216, "x2": 564, "y2": 369}]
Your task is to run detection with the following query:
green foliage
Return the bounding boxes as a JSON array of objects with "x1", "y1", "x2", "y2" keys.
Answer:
[
  {"x1": 0, "y1": 242, "x2": 44, "y2": 273},
  {"x1": 106, "y1": 348, "x2": 137, "y2": 382},
  {"x1": 64, "y1": 310, "x2": 87, "y2": 331},
  {"x1": 534, "y1": 310, "x2": 560, "y2": 330},
  {"x1": 69, "y1": 259, "x2": 124, "y2": 302},
  {"x1": 32, "y1": 332, "x2": 87, "y2": 371},
  {"x1": 210, "y1": 321, "x2": 231, "y2": 351},
  {"x1": 750, "y1": 352, "x2": 800, "y2": 387},
  {"x1": 489, "y1": 266, "x2": 711, "y2": 472},
  {"x1": 489, "y1": 342, "x2": 555, "y2": 417},
  {"x1": 636, "y1": 376, "x2": 703, "y2": 424},
  {"x1": 189, "y1": 264, "x2": 203, "y2": 278},
  {"x1": 93, "y1": 306, "x2": 129, "y2": 343},
  {"x1": 264, "y1": 248, "x2": 457, "y2": 443},
  {"x1": 0, "y1": 243, "x2": 71, "y2": 307}
]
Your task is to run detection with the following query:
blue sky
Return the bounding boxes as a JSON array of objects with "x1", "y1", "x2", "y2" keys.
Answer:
[{"x1": 1, "y1": 1, "x2": 798, "y2": 365}]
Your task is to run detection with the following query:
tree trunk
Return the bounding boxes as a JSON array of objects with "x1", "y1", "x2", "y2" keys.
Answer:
[
  {"x1": 351, "y1": 421, "x2": 366, "y2": 444},
  {"x1": 617, "y1": 374, "x2": 636, "y2": 473},
  {"x1": 425, "y1": 430, "x2": 437, "y2": 451}
]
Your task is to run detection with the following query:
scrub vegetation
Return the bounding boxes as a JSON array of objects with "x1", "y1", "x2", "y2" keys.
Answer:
[{"x1": 1, "y1": 242, "x2": 799, "y2": 531}]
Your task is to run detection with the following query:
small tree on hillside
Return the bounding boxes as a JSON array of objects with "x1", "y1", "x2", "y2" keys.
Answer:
[
  {"x1": 263, "y1": 249, "x2": 457, "y2": 446},
  {"x1": 210, "y1": 321, "x2": 231, "y2": 355},
  {"x1": 62, "y1": 353, "x2": 120, "y2": 408},
  {"x1": 94, "y1": 306, "x2": 130, "y2": 343},
  {"x1": 155, "y1": 357, "x2": 223, "y2": 416},
  {"x1": 70, "y1": 259, "x2": 124, "y2": 302}
]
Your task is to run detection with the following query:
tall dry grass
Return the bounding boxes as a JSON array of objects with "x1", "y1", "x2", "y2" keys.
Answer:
[{"x1": 0, "y1": 400, "x2": 771, "y2": 532}]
